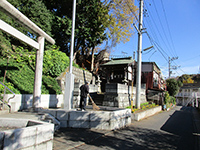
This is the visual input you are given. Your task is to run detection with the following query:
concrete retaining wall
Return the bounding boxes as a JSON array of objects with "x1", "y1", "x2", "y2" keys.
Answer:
[
  {"x1": 5, "y1": 84, "x2": 98, "y2": 112},
  {"x1": 0, "y1": 118, "x2": 54, "y2": 150},
  {"x1": 40, "y1": 108, "x2": 131, "y2": 130},
  {"x1": 132, "y1": 106, "x2": 162, "y2": 121},
  {"x1": 4, "y1": 94, "x2": 63, "y2": 112}
]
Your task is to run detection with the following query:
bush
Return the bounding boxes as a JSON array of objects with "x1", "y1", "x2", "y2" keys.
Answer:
[
  {"x1": 0, "y1": 44, "x2": 86, "y2": 94},
  {"x1": 0, "y1": 48, "x2": 62, "y2": 94},
  {"x1": 164, "y1": 91, "x2": 176, "y2": 108},
  {"x1": 43, "y1": 47, "x2": 69, "y2": 77}
]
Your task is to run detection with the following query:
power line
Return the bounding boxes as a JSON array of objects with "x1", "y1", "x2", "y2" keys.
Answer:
[
  {"x1": 145, "y1": 32, "x2": 169, "y2": 61},
  {"x1": 160, "y1": 0, "x2": 178, "y2": 57},
  {"x1": 143, "y1": 1, "x2": 171, "y2": 55},
  {"x1": 151, "y1": 0, "x2": 175, "y2": 57},
  {"x1": 142, "y1": 1, "x2": 185, "y2": 77}
]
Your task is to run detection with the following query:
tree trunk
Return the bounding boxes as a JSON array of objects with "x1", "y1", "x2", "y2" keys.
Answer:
[{"x1": 91, "y1": 47, "x2": 95, "y2": 72}]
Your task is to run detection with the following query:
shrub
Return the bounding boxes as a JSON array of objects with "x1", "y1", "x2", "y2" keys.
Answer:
[{"x1": 43, "y1": 46, "x2": 69, "y2": 77}]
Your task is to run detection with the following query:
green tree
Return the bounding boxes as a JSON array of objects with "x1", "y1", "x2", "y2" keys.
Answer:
[
  {"x1": 7, "y1": 0, "x2": 53, "y2": 36},
  {"x1": 76, "y1": 0, "x2": 109, "y2": 71},
  {"x1": 177, "y1": 80, "x2": 183, "y2": 87},
  {"x1": 43, "y1": 0, "x2": 138, "y2": 63},
  {"x1": 166, "y1": 78, "x2": 179, "y2": 97},
  {"x1": 0, "y1": 0, "x2": 54, "y2": 55},
  {"x1": 103, "y1": 0, "x2": 138, "y2": 47}
]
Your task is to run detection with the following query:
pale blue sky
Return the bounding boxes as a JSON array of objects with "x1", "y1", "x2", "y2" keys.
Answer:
[{"x1": 108, "y1": 0, "x2": 200, "y2": 78}]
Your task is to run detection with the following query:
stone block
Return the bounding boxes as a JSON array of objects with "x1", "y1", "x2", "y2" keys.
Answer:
[
  {"x1": 90, "y1": 121, "x2": 110, "y2": 130},
  {"x1": 3, "y1": 127, "x2": 37, "y2": 150},
  {"x1": 90, "y1": 111, "x2": 111, "y2": 122},
  {"x1": 0, "y1": 118, "x2": 27, "y2": 128},
  {"x1": 40, "y1": 109, "x2": 57, "y2": 118},
  {"x1": 56, "y1": 110, "x2": 69, "y2": 121},
  {"x1": 69, "y1": 111, "x2": 90, "y2": 121},
  {"x1": 35, "y1": 124, "x2": 54, "y2": 145},
  {"x1": 60, "y1": 120, "x2": 68, "y2": 128},
  {"x1": 46, "y1": 140, "x2": 53, "y2": 150},
  {"x1": 68, "y1": 120, "x2": 90, "y2": 128}
]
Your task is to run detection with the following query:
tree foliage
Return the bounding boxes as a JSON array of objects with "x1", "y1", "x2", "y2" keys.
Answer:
[
  {"x1": 0, "y1": 45, "x2": 68, "y2": 94},
  {"x1": 8, "y1": 0, "x2": 53, "y2": 36},
  {"x1": 164, "y1": 91, "x2": 176, "y2": 106},
  {"x1": 43, "y1": 0, "x2": 110, "y2": 56},
  {"x1": 43, "y1": 46, "x2": 70, "y2": 77},
  {"x1": 177, "y1": 74, "x2": 199, "y2": 84},
  {"x1": 166, "y1": 78, "x2": 179, "y2": 97},
  {"x1": 103, "y1": 0, "x2": 138, "y2": 46},
  {"x1": 0, "y1": 0, "x2": 138, "y2": 94}
]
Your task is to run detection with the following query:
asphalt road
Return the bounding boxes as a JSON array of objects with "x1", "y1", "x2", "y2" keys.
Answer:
[{"x1": 69, "y1": 106, "x2": 196, "y2": 150}]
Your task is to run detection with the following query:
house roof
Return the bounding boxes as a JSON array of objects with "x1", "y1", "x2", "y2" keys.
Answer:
[
  {"x1": 180, "y1": 83, "x2": 200, "y2": 89},
  {"x1": 142, "y1": 62, "x2": 161, "y2": 71},
  {"x1": 101, "y1": 57, "x2": 134, "y2": 66}
]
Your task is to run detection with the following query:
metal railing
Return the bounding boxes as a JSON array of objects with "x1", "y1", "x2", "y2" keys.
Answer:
[
  {"x1": 176, "y1": 92, "x2": 200, "y2": 98},
  {"x1": 0, "y1": 81, "x2": 15, "y2": 111}
]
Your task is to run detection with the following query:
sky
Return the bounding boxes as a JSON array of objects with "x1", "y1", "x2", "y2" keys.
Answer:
[{"x1": 107, "y1": 0, "x2": 200, "y2": 79}]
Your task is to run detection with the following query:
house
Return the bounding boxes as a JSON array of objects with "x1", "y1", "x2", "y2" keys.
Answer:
[
  {"x1": 176, "y1": 83, "x2": 200, "y2": 107},
  {"x1": 141, "y1": 62, "x2": 166, "y2": 105}
]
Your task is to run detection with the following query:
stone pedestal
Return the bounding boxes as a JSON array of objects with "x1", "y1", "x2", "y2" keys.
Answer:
[
  {"x1": 64, "y1": 73, "x2": 74, "y2": 110},
  {"x1": 103, "y1": 83, "x2": 147, "y2": 108}
]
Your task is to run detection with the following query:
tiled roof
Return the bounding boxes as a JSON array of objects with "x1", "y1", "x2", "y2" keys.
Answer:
[{"x1": 101, "y1": 57, "x2": 134, "y2": 66}]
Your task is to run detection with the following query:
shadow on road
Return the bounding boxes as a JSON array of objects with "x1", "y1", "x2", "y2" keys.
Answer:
[
  {"x1": 160, "y1": 106, "x2": 195, "y2": 150},
  {"x1": 54, "y1": 126, "x2": 179, "y2": 150},
  {"x1": 85, "y1": 126, "x2": 179, "y2": 150}
]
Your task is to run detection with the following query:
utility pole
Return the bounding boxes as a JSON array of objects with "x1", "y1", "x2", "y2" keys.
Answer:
[
  {"x1": 135, "y1": 0, "x2": 143, "y2": 109},
  {"x1": 64, "y1": 0, "x2": 76, "y2": 110},
  {"x1": 168, "y1": 57, "x2": 178, "y2": 78}
]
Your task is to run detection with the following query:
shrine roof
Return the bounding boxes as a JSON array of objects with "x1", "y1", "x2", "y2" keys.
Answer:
[{"x1": 101, "y1": 57, "x2": 134, "y2": 66}]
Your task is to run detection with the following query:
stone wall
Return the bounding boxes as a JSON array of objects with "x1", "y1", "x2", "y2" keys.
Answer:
[
  {"x1": 132, "y1": 106, "x2": 162, "y2": 121},
  {"x1": 40, "y1": 107, "x2": 131, "y2": 130},
  {"x1": 73, "y1": 83, "x2": 98, "y2": 108},
  {"x1": 56, "y1": 67, "x2": 98, "y2": 108},
  {"x1": 56, "y1": 67, "x2": 93, "y2": 94},
  {"x1": 103, "y1": 83, "x2": 146, "y2": 108}
]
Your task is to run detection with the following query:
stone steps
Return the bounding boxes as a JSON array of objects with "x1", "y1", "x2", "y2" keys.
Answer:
[{"x1": 89, "y1": 93, "x2": 104, "y2": 106}]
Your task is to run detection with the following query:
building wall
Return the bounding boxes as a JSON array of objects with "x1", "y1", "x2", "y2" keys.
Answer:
[
  {"x1": 142, "y1": 63, "x2": 153, "y2": 72},
  {"x1": 176, "y1": 87, "x2": 200, "y2": 106}
]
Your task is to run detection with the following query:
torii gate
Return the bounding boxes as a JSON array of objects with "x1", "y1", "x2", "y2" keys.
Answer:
[{"x1": 0, "y1": 0, "x2": 55, "y2": 111}]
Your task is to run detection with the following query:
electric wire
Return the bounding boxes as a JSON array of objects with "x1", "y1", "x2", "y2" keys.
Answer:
[
  {"x1": 143, "y1": 1, "x2": 171, "y2": 55},
  {"x1": 142, "y1": 0, "x2": 184, "y2": 77},
  {"x1": 161, "y1": 0, "x2": 178, "y2": 57},
  {"x1": 151, "y1": 0, "x2": 175, "y2": 57}
]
